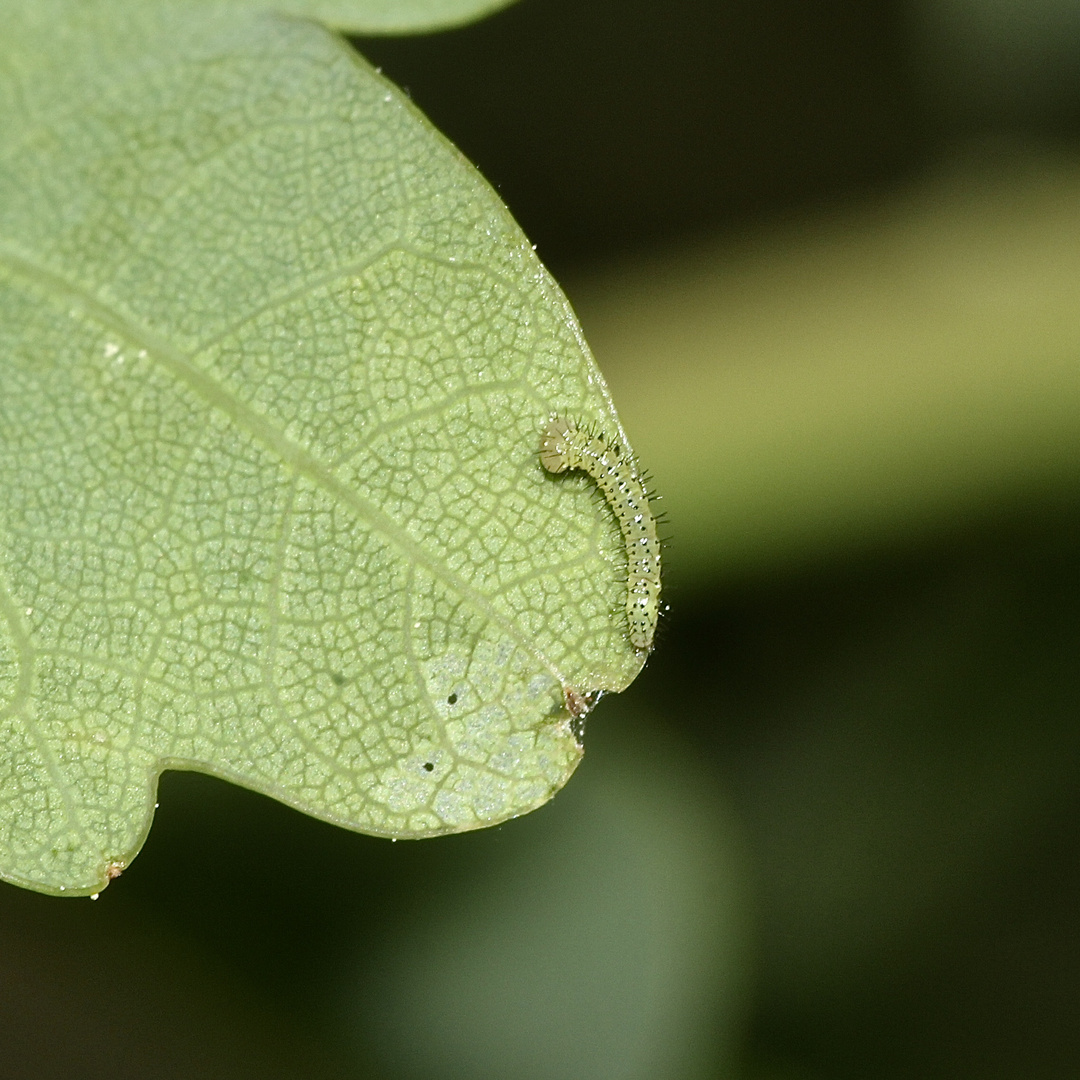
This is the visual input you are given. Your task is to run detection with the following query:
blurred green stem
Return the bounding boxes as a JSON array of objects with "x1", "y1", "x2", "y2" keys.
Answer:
[{"x1": 568, "y1": 151, "x2": 1080, "y2": 587}]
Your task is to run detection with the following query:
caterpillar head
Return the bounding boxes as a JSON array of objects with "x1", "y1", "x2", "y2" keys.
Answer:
[{"x1": 539, "y1": 416, "x2": 576, "y2": 474}]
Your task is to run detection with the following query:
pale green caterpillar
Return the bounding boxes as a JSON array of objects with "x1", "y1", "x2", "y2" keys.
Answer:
[{"x1": 540, "y1": 416, "x2": 661, "y2": 652}]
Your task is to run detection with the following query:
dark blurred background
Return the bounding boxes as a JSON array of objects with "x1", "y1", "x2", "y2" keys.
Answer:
[
  {"x1": 6, "y1": 1, "x2": 1080, "y2": 1076},
  {"x1": 361, "y1": 0, "x2": 931, "y2": 277}
]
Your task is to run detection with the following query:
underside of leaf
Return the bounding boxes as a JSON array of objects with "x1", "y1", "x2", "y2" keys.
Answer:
[{"x1": 0, "y1": 1, "x2": 647, "y2": 894}]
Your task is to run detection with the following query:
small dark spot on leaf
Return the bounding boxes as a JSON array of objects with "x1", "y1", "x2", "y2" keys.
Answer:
[
  {"x1": 330, "y1": 671, "x2": 346, "y2": 686},
  {"x1": 563, "y1": 686, "x2": 596, "y2": 718},
  {"x1": 447, "y1": 692, "x2": 457, "y2": 705},
  {"x1": 423, "y1": 762, "x2": 434, "y2": 772},
  {"x1": 563, "y1": 686, "x2": 603, "y2": 746}
]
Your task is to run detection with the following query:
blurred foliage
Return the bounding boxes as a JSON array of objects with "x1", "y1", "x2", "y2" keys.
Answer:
[
  {"x1": 569, "y1": 151, "x2": 1080, "y2": 586},
  {"x1": 5, "y1": 0, "x2": 1080, "y2": 1078},
  {"x1": 915, "y1": 0, "x2": 1080, "y2": 124}
]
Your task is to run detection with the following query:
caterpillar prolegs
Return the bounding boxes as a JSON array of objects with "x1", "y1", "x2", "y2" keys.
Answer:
[{"x1": 540, "y1": 416, "x2": 661, "y2": 653}]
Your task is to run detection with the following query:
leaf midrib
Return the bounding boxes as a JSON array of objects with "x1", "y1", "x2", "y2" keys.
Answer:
[{"x1": 0, "y1": 241, "x2": 568, "y2": 687}]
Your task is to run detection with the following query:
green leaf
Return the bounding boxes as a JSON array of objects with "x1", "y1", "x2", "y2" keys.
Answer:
[
  {"x1": 269, "y1": 0, "x2": 522, "y2": 34},
  {"x1": 121, "y1": 0, "x2": 521, "y2": 33},
  {"x1": 0, "y1": 0, "x2": 644, "y2": 895}
]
